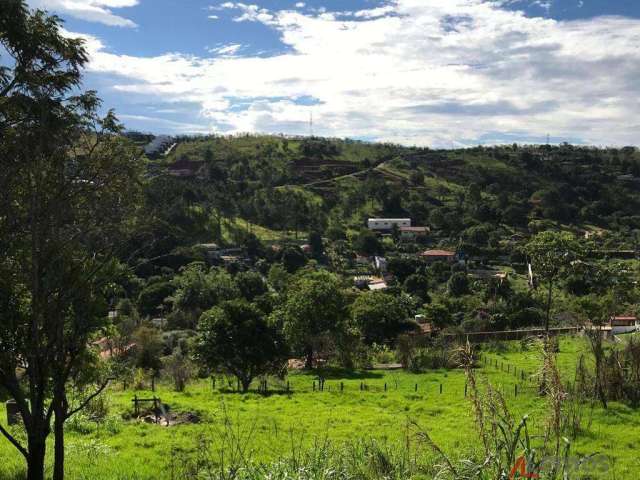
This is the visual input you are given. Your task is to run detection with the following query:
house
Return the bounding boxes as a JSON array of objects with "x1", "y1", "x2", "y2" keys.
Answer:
[
  {"x1": 167, "y1": 158, "x2": 205, "y2": 178},
  {"x1": 399, "y1": 226, "x2": 430, "y2": 241},
  {"x1": 419, "y1": 249, "x2": 456, "y2": 263},
  {"x1": 367, "y1": 218, "x2": 411, "y2": 231},
  {"x1": 608, "y1": 316, "x2": 639, "y2": 334},
  {"x1": 353, "y1": 275, "x2": 372, "y2": 289},
  {"x1": 196, "y1": 243, "x2": 221, "y2": 261},
  {"x1": 144, "y1": 135, "x2": 175, "y2": 159},
  {"x1": 367, "y1": 278, "x2": 388, "y2": 291}
]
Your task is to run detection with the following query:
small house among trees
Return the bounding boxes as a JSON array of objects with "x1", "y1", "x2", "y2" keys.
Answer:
[
  {"x1": 399, "y1": 226, "x2": 430, "y2": 241},
  {"x1": 419, "y1": 249, "x2": 456, "y2": 263},
  {"x1": 367, "y1": 218, "x2": 411, "y2": 231},
  {"x1": 608, "y1": 315, "x2": 639, "y2": 334},
  {"x1": 144, "y1": 135, "x2": 175, "y2": 158}
]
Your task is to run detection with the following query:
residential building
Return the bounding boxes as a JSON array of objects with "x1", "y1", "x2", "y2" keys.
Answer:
[
  {"x1": 144, "y1": 135, "x2": 175, "y2": 158},
  {"x1": 419, "y1": 249, "x2": 456, "y2": 263},
  {"x1": 609, "y1": 316, "x2": 639, "y2": 334},
  {"x1": 367, "y1": 218, "x2": 411, "y2": 231},
  {"x1": 399, "y1": 226, "x2": 429, "y2": 241}
]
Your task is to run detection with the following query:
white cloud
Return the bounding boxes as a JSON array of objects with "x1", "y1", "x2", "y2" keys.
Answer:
[
  {"x1": 295, "y1": 2, "x2": 305, "y2": 8},
  {"x1": 207, "y1": 43, "x2": 244, "y2": 56},
  {"x1": 118, "y1": 114, "x2": 212, "y2": 133},
  {"x1": 28, "y1": 0, "x2": 138, "y2": 27},
  {"x1": 69, "y1": 1, "x2": 640, "y2": 146}
]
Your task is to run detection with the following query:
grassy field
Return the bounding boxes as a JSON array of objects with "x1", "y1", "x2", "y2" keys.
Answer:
[{"x1": 2, "y1": 336, "x2": 640, "y2": 479}]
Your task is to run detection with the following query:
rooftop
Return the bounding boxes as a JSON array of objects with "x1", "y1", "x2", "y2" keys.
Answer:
[
  {"x1": 420, "y1": 249, "x2": 455, "y2": 257},
  {"x1": 369, "y1": 218, "x2": 411, "y2": 222}
]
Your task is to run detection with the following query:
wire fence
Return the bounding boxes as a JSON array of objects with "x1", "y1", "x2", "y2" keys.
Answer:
[{"x1": 208, "y1": 356, "x2": 540, "y2": 399}]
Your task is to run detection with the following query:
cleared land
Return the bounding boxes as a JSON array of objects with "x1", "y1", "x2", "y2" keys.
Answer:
[{"x1": 1, "y1": 336, "x2": 639, "y2": 479}]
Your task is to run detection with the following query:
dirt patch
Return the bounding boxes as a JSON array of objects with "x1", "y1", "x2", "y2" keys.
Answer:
[{"x1": 138, "y1": 410, "x2": 201, "y2": 427}]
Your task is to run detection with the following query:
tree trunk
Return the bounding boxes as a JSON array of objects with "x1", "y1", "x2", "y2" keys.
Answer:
[
  {"x1": 304, "y1": 346, "x2": 314, "y2": 370},
  {"x1": 26, "y1": 435, "x2": 46, "y2": 480},
  {"x1": 53, "y1": 406, "x2": 66, "y2": 480},
  {"x1": 240, "y1": 377, "x2": 251, "y2": 393}
]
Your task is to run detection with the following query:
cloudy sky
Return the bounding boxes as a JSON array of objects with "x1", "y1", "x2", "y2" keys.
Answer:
[{"x1": 25, "y1": 0, "x2": 640, "y2": 146}]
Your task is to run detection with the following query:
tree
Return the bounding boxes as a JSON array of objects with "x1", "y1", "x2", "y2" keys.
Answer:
[
  {"x1": 448, "y1": 272, "x2": 470, "y2": 296},
  {"x1": 351, "y1": 292, "x2": 415, "y2": 345},
  {"x1": 279, "y1": 271, "x2": 347, "y2": 368},
  {"x1": 198, "y1": 300, "x2": 287, "y2": 392},
  {"x1": 132, "y1": 326, "x2": 164, "y2": 374},
  {"x1": 526, "y1": 231, "x2": 581, "y2": 333},
  {"x1": 267, "y1": 263, "x2": 290, "y2": 293},
  {"x1": 162, "y1": 347, "x2": 195, "y2": 392},
  {"x1": 423, "y1": 303, "x2": 452, "y2": 329},
  {"x1": 137, "y1": 280, "x2": 175, "y2": 317},
  {"x1": 577, "y1": 294, "x2": 614, "y2": 409},
  {"x1": 0, "y1": 4, "x2": 142, "y2": 479},
  {"x1": 352, "y1": 229, "x2": 383, "y2": 256},
  {"x1": 403, "y1": 274, "x2": 430, "y2": 303},
  {"x1": 526, "y1": 231, "x2": 581, "y2": 392},
  {"x1": 387, "y1": 257, "x2": 419, "y2": 283},
  {"x1": 169, "y1": 264, "x2": 239, "y2": 328},
  {"x1": 308, "y1": 231, "x2": 324, "y2": 259},
  {"x1": 409, "y1": 170, "x2": 424, "y2": 186},
  {"x1": 281, "y1": 246, "x2": 307, "y2": 273},
  {"x1": 235, "y1": 271, "x2": 268, "y2": 301}
]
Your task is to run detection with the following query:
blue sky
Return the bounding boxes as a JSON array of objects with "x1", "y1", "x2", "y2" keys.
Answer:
[{"x1": 24, "y1": 0, "x2": 640, "y2": 146}]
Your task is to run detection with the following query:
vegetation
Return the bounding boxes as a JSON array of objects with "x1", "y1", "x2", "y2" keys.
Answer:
[{"x1": 4, "y1": 3, "x2": 640, "y2": 480}]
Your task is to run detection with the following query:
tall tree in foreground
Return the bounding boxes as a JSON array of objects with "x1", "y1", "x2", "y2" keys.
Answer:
[
  {"x1": 526, "y1": 231, "x2": 581, "y2": 333},
  {"x1": 526, "y1": 231, "x2": 581, "y2": 393},
  {"x1": 0, "y1": 3, "x2": 142, "y2": 479}
]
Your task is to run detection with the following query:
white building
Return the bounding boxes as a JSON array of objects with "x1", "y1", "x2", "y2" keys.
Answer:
[
  {"x1": 609, "y1": 316, "x2": 639, "y2": 334},
  {"x1": 367, "y1": 218, "x2": 411, "y2": 231}
]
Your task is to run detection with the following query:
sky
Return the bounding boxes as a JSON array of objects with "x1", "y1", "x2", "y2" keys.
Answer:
[{"x1": 23, "y1": 0, "x2": 640, "y2": 147}]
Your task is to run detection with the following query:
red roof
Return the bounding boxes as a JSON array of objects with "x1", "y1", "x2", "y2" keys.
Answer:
[{"x1": 420, "y1": 249, "x2": 455, "y2": 257}]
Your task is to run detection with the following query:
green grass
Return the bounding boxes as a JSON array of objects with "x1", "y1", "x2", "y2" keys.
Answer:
[{"x1": 2, "y1": 336, "x2": 640, "y2": 478}]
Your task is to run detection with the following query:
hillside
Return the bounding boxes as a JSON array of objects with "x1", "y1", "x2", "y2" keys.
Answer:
[{"x1": 142, "y1": 134, "x2": 640, "y2": 252}]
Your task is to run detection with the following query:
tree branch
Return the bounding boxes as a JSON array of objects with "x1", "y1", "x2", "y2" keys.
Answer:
[
  {"x1": 0, "y1": 423, "x2": 28, "y2": 459},
  {"x1": 65, "y1": 378, "x2": 112, "y2": 420}
]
